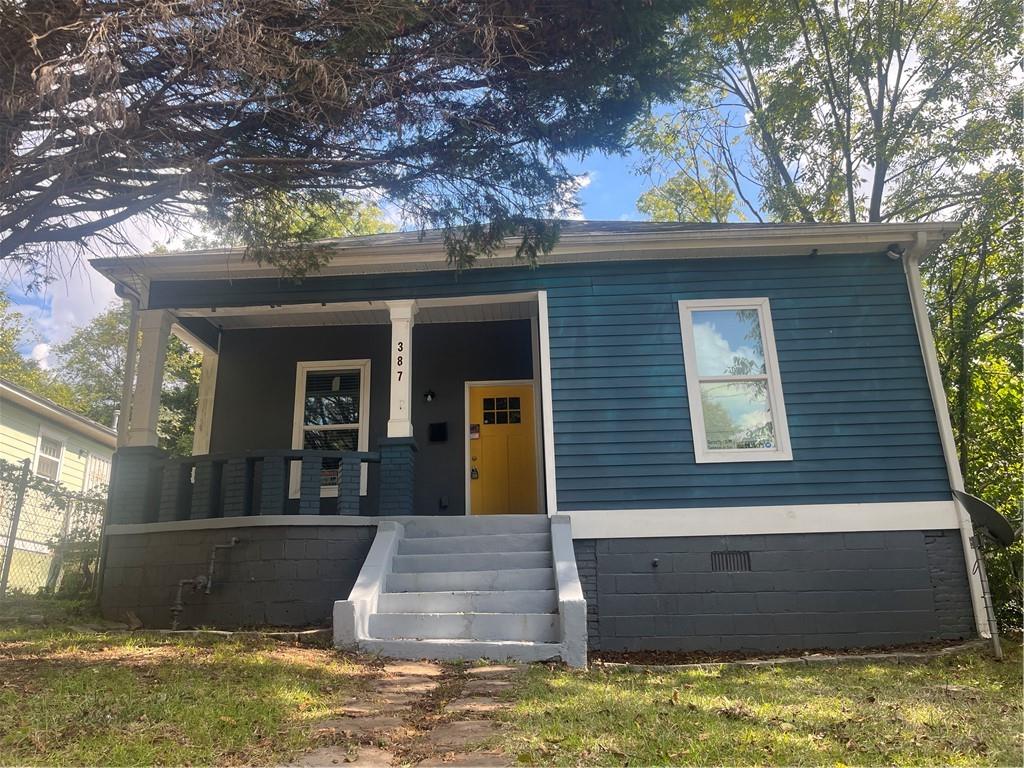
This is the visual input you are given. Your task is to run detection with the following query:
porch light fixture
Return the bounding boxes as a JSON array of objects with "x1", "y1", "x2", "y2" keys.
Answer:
[{"x1": 423, "y1": 390, "x2": 436, "y2": 402}]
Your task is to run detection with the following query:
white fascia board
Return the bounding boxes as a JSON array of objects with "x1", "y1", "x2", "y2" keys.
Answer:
[
  {"x1": 563, "y1": 501, "x2": 961, "y2": 540},
  {"x1": 90, "y1": 223, "x2": 957, "y2": 285}
]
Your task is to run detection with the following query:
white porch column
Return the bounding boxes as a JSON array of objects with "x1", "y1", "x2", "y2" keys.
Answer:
[
  {"x1": 385, "y1": 300, "x2": 417, "y2": 438},
  {"x1": 126, "y1": 309, "x2": 173, "y2": 447},
  {"x1": 191, "y1": 349, "x2": 219, "y2": 455}
]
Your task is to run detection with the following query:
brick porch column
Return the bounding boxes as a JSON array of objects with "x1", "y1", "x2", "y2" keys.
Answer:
[{"x1": 377, "y1": 438, "x2": 417, "y2": 515}]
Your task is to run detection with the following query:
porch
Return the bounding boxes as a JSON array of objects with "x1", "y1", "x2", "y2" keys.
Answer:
[{"x1": 108, "y1": 292, "x2": 552, "y2": 525}]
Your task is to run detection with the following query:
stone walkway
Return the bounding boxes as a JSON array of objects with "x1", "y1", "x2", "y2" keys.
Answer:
[{"x1": 291, "y1": 660, "x2": 521, "y2": 767}]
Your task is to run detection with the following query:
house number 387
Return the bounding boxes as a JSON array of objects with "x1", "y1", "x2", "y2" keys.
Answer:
[{"x1": 395, "y1": 341, "x2": 404, "y2": 380}]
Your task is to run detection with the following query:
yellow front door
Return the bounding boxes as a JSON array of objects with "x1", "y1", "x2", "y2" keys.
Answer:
[{"x1": 468, "y1": 384, "x2": 540, "y2": 515}]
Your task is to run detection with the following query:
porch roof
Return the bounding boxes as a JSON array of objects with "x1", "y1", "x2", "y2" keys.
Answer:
[{"x1": 90, "y1": 220, "x2": 957, "y2": 297}]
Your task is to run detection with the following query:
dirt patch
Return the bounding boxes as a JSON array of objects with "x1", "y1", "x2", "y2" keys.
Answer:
[{"x1": 589, "y1": 638, "x2": 974, "y2": 666}]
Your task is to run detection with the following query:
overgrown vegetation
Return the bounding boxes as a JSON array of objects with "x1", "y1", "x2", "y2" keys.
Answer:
[{"x1": 499, "y1": 648, "x2": 1024, "y2": 766}]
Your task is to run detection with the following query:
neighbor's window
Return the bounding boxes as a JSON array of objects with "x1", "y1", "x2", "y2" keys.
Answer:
[
  {"x1": 678, "y1": 298, "x2": 792, "y2": 463},
  {"x1": 291, "y1": 360, "x2": 370, "y2": 496},
  {"x1": 35, "y1": 435, "x2": 64, "y2": 481}
]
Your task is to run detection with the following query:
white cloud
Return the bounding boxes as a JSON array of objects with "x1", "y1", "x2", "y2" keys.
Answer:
[
  {"x1": 29, "y1": 342, "x2": 51, "y2": 369},
  {"x1": 548, "y1": 172, "x2": 592, "y2": 221},
  {"x1": 693, "y1": 322, "x2": 759, "y2": 376}
]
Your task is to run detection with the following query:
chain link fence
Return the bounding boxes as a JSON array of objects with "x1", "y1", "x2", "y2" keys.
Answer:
[{"x1": 0, "y1": 458, "x2": 106, "y2": 599}]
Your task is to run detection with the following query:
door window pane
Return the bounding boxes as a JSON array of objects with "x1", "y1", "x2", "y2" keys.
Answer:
[{"x1": 692, "y1": 309, "x2": 766, "y2": 376}]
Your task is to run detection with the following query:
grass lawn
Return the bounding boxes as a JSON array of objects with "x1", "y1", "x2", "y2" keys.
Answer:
[
  {"x1": 498, "y1": 645, "x2": 1024, "y2": 766},
  {"x1": 0, "y1": 626, "x2": 374, "y2": 766},
  {"x1": 1, "y1": 597, "x2": 1020, "y2": 766}
]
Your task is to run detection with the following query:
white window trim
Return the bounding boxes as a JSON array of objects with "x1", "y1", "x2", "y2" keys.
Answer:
[
  {"x1": 33, "y1": 427, "x2": 66, "y2": 483},
  {"x1": 678, "y1": 297, "x2": 793, "y2": 463},
  {"x1": 290, "y1": 359, "x2": 371, "y2": 498}
]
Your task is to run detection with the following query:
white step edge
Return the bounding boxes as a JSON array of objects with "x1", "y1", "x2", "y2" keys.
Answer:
[
  {"x1": 369, "y1": 612, "x2": 559, "y2": 642},
  {"x1": 398, "y1": 532, "x2": 551, "y2": 556},
  {"x1": 377, "y1": 589, "x2": 557, "y2": 614},
  {"x1": 391, "y1": 550, "x2": 552, "y2": 573},
  {"x1": 385, "y1": 567, "x2": 554, "y2": 593},
  {"x1": 360, "y1": 637, "x2": 562, "y2": 663}
]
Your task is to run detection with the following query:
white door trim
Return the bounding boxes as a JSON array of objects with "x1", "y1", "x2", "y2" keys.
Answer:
[{"x1": 464, "y1": 379, "x2": 539, "y2": 516}]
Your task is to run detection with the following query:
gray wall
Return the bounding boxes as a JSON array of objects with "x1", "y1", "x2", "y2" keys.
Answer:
[
  {"x1": 411, "y1": 320, "x2": 533, "y2": 515},
  {"x1": 574, "y1": 529, "x2": 973, "y2": 652},
  {"x1": 101, "y1": 525, "x2": 375, "y2": 628},
  {"x1": 208, "y1": 319, "x2": 532, "y2": 516}
]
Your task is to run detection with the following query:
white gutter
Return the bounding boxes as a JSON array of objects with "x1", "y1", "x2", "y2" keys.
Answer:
[{"x1": 902, "y1": 231, "x2": 989, "y2": 636}]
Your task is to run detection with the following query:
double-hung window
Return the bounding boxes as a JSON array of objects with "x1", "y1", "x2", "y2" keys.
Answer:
[
  {"x1": 34, "y1": 434, "x2": 64, "y2": 482},
  {"x1": 291, "y1": 359, "x2": 371, "y2": 496},
  {"x1": 678, "y1": 297, "x2": 792, "y2": 463}
]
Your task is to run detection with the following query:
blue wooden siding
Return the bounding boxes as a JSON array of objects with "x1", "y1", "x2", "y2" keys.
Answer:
[{"x1": 148, "y1": 252, "x2": 952, "y2": 510}]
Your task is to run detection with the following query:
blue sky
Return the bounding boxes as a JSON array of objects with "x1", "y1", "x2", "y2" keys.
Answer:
[{"x1": 565, "y1": 150, "x2": 648, "y2": 221}]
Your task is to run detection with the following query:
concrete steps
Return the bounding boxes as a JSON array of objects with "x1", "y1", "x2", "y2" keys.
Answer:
[
  {"x1": 398, "y1": 532, "x2": 551, "y2": 555},
  {"x1": 369, "y1": 612, "x2": 559, "y2": 642},
  {"x1": 377, "y1": 589, "x2": 557, "y2": 614},
  {"x1": 355, "y1": 515, "x2": 564, "y2": 663},
  {"x1": 391, "y1": 550, "x2": 552, "y2": 573},
  {"x1": 361, "y1": 637, "x2": 562, "y2": 663},
  {"x1": 400, "y1": 514, "x2": 550, "y2": 538},
  {"x1": 385, "y1": 567, "x2": 554, "y2": 593}
]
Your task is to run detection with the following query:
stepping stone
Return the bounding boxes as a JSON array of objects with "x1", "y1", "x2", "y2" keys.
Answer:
[
  {"x1": 340, "y1": 698, "x2": 415, "y2": 716},
  {"x1": 384, "y1": 661, "x2": 444, "y2": 677},
  {"x1": 465, "y1": 665, "x2": 520, "y2": 679},
  {"x1": 417, "y1": 752, "x2": 510, "y2": 767},
  {"x1": 374, "y1": 677, "x2": 439, "y2": 695},
  {"x1": 312, "y1": 716, "x2": 407, "y2": 738},
  {"x1": 292, "y1": 745, "x2": 395, "y2": 766},
  {"x1": 445, "y1": 697, "x2": 505, "y2": 714},
  {"x1": 346, "y1": 746, "x2": 396, "y2": 767},
  {"x1": 426, "y1": 721, "x2": 502, "y2": 750},
  {"x1": 462, "y1": 679, "x2": 512, "y2": 696}
]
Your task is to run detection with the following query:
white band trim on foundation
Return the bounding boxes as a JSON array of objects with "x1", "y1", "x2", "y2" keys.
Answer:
[
  {"x1": 562, "y1": 501, "x2": 960, "y2": 540},
  {"x1": 105, "y1": 501, "x2": 960, "y2": 539}
]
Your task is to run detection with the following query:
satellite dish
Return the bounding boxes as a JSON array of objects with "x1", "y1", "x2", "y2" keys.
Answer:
[{"x1": 953, "y1": 490, "x2": 1016, "y2": 547}]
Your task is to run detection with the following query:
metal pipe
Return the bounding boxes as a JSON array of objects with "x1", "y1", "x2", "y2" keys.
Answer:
[
  {"x1": 167, "y1": 537, "x2": 241, "y2": 628},
  {"x1": 205, "y1": 537, "x2": 240, "y2": 594}
]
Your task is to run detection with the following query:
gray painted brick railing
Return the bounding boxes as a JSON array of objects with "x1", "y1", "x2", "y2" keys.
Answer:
[{"x1": 111, "y1": 446, "x2": 398, "y2": 524}]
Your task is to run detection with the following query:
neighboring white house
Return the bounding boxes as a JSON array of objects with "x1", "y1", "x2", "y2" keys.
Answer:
[
  {"x1": 0, "y1": 378, "x2": 116, "y2": 593},
  {"x1": 0, "y1": 378, "x2": 116, "y2": 492}
]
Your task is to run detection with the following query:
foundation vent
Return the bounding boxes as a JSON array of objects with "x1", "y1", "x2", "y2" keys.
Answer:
[{"x1": 711, "y1": 551, "x2": 751, "y2": 572}]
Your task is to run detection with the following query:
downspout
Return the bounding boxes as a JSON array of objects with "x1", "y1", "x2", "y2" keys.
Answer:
[{"x1": 901, "y1": 231, "x2": 989, "y2": 637}]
